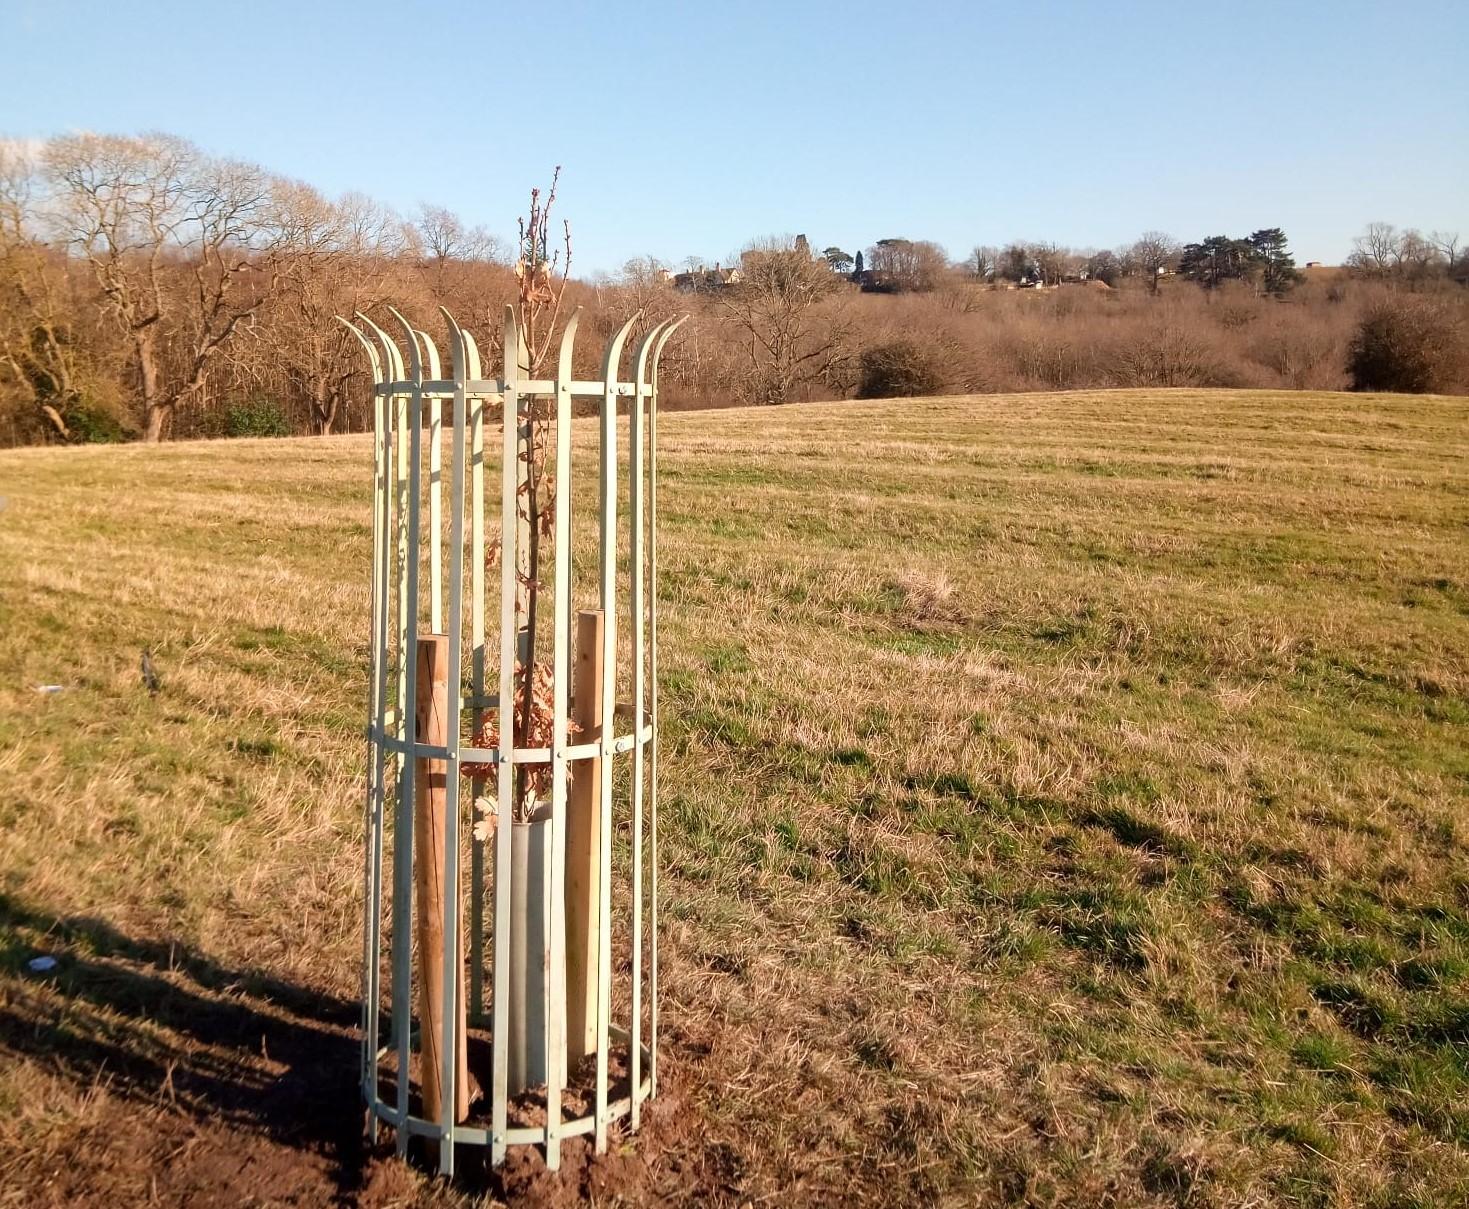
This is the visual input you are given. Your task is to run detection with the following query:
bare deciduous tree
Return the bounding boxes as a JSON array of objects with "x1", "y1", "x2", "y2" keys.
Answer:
[
  {"x1": 43, "y1": 133, "x2": 291, "y2": 440},
  {"x1": 1128, "y1": 231, "x2": 1180, "y2": 294},
  {"x1": 1346, "y1": 222, "x2": 1402, "y2": 277},
  {"x1": 969, "y1": 245, "x2": 998, "y2": 281},
  {"x1": 0, "y1": 140, "x2": 93, "y2": 440},
  {"x1": 1085, "y1": 249, "x2": 1121, "y2": 285},
  {"x1": 1031, "y1": 242, "x2": 1071, "y2": 286},
  {"x1": 416, "y1": 203, "x2": 500, "y2": 267},
  {"x1": 511, "y1": 171, "x2": 572, "y2": 804},
  {"x1": 411, "y1": 202, "x2": 504, "y2": 321},
  {"x1": 719, "y1": 237, "x2": 847, "y2": 404},
  {"x1": 249, "y1": 187, "x2": 404, "y2": 434},
  {"x1": 618, "y1": 255, "x2": 673, "y2": 317},
  {"x1": 865, "y1": 238, "x2": 947, "y2": 292},
  {"x1": 1346, "y1": 223, "x2": 1462, "y2": 285},
  {"x1": 1429, "y1": 230, "x2": 1462, "y2": 275}
]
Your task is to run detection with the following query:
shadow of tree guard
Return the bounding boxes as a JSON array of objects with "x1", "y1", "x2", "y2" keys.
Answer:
[{"x1": 0, "y1": 893, "x2": 380, "y2": 1203}]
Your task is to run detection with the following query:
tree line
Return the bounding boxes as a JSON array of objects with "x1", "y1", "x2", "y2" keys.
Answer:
[
  {"x1": 0, "y1": 132, "x2": 516, "y2": 444},
  {"x1": 817, "y1": 226, "x2": 1464, "y2": 296},
  {"x1": 2, "y1": 131, "x2": 1465, "y2": 446}
]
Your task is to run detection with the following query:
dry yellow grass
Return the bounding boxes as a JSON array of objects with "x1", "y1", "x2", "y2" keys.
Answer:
[{"x1": 0, "y1": 388, "x2": 1466, "y2": 1206}]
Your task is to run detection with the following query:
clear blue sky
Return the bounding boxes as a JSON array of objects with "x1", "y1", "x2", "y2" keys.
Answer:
[{"x1": 3, "y1": 0, "x2": 1466, "y2": 272}]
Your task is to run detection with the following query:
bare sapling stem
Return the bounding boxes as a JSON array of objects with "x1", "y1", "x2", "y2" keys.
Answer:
[{"x1": 507, "y1": 167, "x2": 572, "y2": 822}]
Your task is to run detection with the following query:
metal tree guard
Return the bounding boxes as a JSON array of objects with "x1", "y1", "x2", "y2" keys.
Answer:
[{"x1": 341, "y1": 304, "x2": 685, "y2": 1176}]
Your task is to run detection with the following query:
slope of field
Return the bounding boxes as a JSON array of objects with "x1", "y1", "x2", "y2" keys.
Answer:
[{"x1": 0, "y1": 389, "x2": 1466, "y2": 1207}]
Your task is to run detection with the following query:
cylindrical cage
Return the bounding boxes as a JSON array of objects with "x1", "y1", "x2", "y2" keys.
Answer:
[{"x1": 342, "y1": 304, "x2": 684, "y2": 1176}]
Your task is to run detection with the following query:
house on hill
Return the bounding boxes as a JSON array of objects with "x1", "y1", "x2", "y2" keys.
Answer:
[{"x1": 673, "y1": 264, "x2": 743, "y2": 292}]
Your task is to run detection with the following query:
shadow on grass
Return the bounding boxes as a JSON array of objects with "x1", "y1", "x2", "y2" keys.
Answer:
[
  {"x1": 1, "y1": 893, "x2": 706, "y2": 1204},
  {"x1": 0, "y1": 892, "x2": 371, "y2": 1200}
]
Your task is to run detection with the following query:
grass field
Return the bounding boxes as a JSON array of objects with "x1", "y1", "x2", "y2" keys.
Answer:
[{"x1": 0, "y1": 388, "x2": 1466, "y2": 1207}]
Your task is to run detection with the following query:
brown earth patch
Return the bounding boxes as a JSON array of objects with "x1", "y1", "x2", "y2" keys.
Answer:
[{"x1": 0, "y1": 894, "x2": 720, "y2": 1207}]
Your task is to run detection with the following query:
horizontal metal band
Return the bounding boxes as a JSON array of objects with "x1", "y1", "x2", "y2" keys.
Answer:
[
  {"x1": 367, "y1": 1085, "x2": 645, "y2": 1146},
  {"x1": 364, "y1": 1032, "x2": 653, "y2": 1149},
  {"x1": 373, "y1": 379, "x2": 654, "y2": 399},
  {"x1": 376, "y1": 701, "x2": 640, "y2": 734},
  {"x1": 367, "y1": 724, "x2": 654, "y2": 764}
]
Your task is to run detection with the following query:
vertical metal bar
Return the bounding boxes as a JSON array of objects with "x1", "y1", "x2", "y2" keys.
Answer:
[
  {"x1": 367, "y1": 487, "x2": 384, "y2": 1130},
  {"x1": 468, "y1": 332, "x2": 487, "y2": 1026},
  {"x1": 359, "y1": 316, "x2": 411, "y2": 758},
  {"x1": 369, "y1": 376, "x2": 390, "y2": 1132},
  {"x1": 629, "y1": 355, "x2": 645, "y2": 1130},
  {"x1": 360, "y1": 313, "x2": 411, "y2": 1151},
  {"x1": 341, "y1": 321, "x2": 380, "y2": 1074},
  {"x1": 438, "y1": 329, "x2": 468, "y2": 1176},
  {"x1": 391, "y1": 367, "x2": 410, "y2": 1145},
  {"x1": 647, "y1": 316, "x2": 684, "y2": 1099},
  {"x1": 455, "y1": 316, "x2": 487, "y2": 1024},
  {"x1": 379, "y1": 313, "x2": 421, "y2": 1155},
  {"x1": 342, "y1": 318, "x2": 387, "y2": 1132},
  {"x1": 595, "y1": 313, "x2": 638, "y2": 1153},
  {"x1": 544, "y1": 310, "x2": 580, "y2": 1170},
  {"x1": 429, "y1": 399, "x2": 443, "y2": 630},
  {"x1": 401, "y1": 325, "x2": 425, "y2": 1151},
  {"x1": 627, "y1": 320, "x2": 666, "y2": 1129},
  {"x1": 491, "y1": 305, "x2": 518, "y2": 1167},
  {"x1": 389, "y1": 311, "x2": 443, "y2": 637}
]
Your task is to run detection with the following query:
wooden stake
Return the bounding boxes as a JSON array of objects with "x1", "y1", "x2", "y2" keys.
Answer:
[
  {"x1": 415, "y1": 634, "x2": 471, "y2": 1125},
  {"x1": 566, "y1": 610, "x2": 604, "y2": 1063}
]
